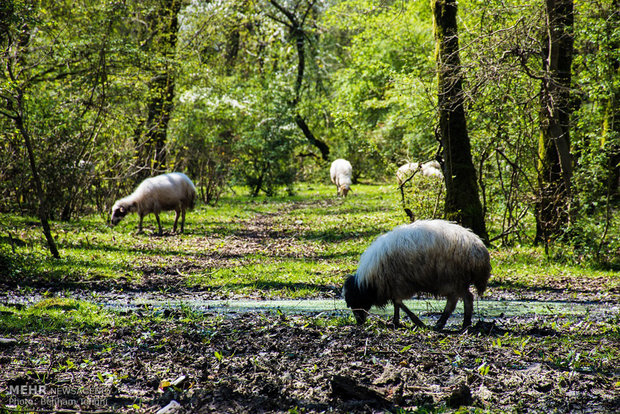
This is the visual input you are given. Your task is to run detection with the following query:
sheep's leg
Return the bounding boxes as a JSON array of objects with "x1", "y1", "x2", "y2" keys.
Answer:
[
  {"x1": 462, "y1": 289, "x2": 474, "y2": 329},
  {"x1": 172, "y1": 209, "x2": 180, "y2": 233},
  {"x1": 180, "y1": 209, "x2": 186, "y2": 233},
  {"x1": 395, "y1": 300, "x2": 425, "y2": 328},
  {"x1": 137, "y1": 215, "x2": 144, "y2": 234},
  {"x1": 435, "y1": 295, "x2": 458, "y2": 330},
  {"x1": 392, "y1": 302, "x2": 401, "y2": 327},
  {"x1": 155, "y1": 213, "x2": 163, "y2": 235}
]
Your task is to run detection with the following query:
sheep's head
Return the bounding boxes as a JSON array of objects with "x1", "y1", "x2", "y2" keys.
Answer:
[
  {"x1": 339, "y1": 185, "x2": 350, "y2": 197},
  {"x1": 110, "y1": 202, "x2": 131, "y2": 226},
  {"x1": 343, "y1": 274, "x2": 374, "y2": 324}
]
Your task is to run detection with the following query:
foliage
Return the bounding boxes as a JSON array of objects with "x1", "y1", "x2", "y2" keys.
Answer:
[
  {"x1": 0, "y1": 298, "x2": 114, "y2": 334},
  {"x1": 1, "y1": 184, "x2": 617, "y2": 300},
  {"x1": 400, "y1": 174, "x2": 445, "y2": 221},
  {"x1": 324, "y1": 0, "x2": 436, "y2": 177},
  {"x1": 0, "y1": 0, "x2": 618, "y2": 259}
]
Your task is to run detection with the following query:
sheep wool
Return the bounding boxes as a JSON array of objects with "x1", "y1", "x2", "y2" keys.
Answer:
[
  {"x1": 110, "y1": 172, "x2": 196, "y2": 234},
  {"x1": 330, "y1": 159, "x2": 353, "y2": 197},
  {"x1": 343, "y1": 219, "x2": 491, "y2": 330},
  {"x1": 397, "y1": 160, "x2": 443, "y2": 185}
]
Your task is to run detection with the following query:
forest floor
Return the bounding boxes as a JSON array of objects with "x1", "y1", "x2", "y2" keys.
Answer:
[{"x1": 1, "y1": 185, "x2": 619, "y2": 413}]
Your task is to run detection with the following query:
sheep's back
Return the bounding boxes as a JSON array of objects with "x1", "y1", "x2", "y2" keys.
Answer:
[
  {"x1": 356, "y1": 220, "x2": 490, "y2": 304},
  {"x1": 330, "y1": 159, "x2": 352, "y2": 185},
  {"x1": 396, "y1": 163, "x2": 418, "y2": 184},
  {"x1": 133, "y1": 173, "x2": 196, "y2": 213}
]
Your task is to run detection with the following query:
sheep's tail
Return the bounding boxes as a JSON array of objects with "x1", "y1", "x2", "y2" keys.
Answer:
[
  {"x1": 473, "y1": 257, "x2": 492, "y2": 296},
  {"x1": 188, "y1": 188, "x2": 196, "y2": 210},
  {"x1": 474, "y1": 277, "x2": 489, "y2": 296}
]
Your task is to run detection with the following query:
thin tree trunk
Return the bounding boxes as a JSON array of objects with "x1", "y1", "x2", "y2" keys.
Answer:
[
  {"x1": 268, "y1": 0, "x2": 330, "y2": 160},
  {"x1": 138, "y1": 0, "x2": 181, "y2": 174},
  {"x1": 4, "y1": 14, "x2": 60, "y2": 258},
  {"x1": 14, "y1": 95, "x2": 60, "y2": 259},
  {"x1": 535, "y1": 0, "x2": 574, "y2": 243},
  {"x1": 432, "y1": 0, "x2": 488, "y2": 242}
]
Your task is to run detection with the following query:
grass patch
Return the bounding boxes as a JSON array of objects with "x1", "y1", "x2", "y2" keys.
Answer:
[
  {"x1": 0, "y1": 183, "x2": 618, "y2": 300},
  {"x1": 0, "y1": 298, "x2": 115, "y2": 334}
]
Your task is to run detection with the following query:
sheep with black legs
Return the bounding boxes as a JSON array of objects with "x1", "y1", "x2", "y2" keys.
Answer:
[
  {"x1": 330, "y1": 159, "x2": 353, "y2": 197},
  {"x1": 110, "y1": 172, "x2": 196, "y2": 235},
  {"x1": 343, "y1": 220, "x2": 491, "y2": 330}
]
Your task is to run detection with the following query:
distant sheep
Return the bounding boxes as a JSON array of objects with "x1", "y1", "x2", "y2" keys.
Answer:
[
  {"x1": 420, "y1": 160, "x2": 443, "y2": 178},
  {"x1": 110, "y1": 172, "x2": 196, "y2": 234},
  {"x1": 343, "y1": 220, "x2": 491, "y2": 330},
  {"x1": 396, "y1": 162, "x2": 419, "y2": 185},
  {"x1": 330, "y1": 159, "x2": 353, "y2": 197},
  {"x1": 397, "y1": 161, "x2": 443, "y2": 185}
]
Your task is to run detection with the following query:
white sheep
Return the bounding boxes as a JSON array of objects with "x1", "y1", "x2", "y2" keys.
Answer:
[
  {"x1": 110, "y1": 172, "x2": 196, "y2": 234},
  {"x1": 343, "y1": 220, "x2": 491, "y2": 330},
  {"x1": 396, "y1": 162, "x2": 419, "y2": 185},
  {"x1": 330, "y1": 159, "x2": 353, "y2": 197},
  {"x1": 420, "y1": 160, "x2": 443, "y2": 178},
  {"x1": 397, "y1": 160, "x2": 443, "y2": 185}
]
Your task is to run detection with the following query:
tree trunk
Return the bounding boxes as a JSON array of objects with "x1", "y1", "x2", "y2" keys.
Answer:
[
  {"x1": 137, "y1": 0, "x2": 181, "y2": 175},
  {"x1": 3, "y1": 13, "x2": 60, "y2": 258},
  {"x1": 535, "y1": 0, "x2": 574, "y2": 244},
  {"x1": 432, "y1": 0, "x2": 488, "y2": 242},
  {"x1": 602, "y1": 0, "x2": 619, "y2": 199},
  {"x1": 14, "y1": 97, "x2": 60, "y2": 259},
  {"x1": 268, "y1": 0, "x2": 330, "y2": 160}
]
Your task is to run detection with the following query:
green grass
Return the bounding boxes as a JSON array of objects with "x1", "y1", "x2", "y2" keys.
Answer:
[
  {"x1": 0, "y1": 298, "x2": 115, "y2": 333},
  {"x1": 1, "y1": 183, "x2": 618, "y2": 299}
]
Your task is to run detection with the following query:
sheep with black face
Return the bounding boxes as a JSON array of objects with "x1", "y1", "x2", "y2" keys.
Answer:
[{"x1": 343, "y1": 220, "x2": 491, "y2": 330}]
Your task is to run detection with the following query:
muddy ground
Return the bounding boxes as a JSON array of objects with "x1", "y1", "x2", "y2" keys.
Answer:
[
  {"x1": 1, "y1": 306, "x2": 618, "y2": 413},
  {"x1": 1, "y1": 209, "x2": 619, "y2": 413}
]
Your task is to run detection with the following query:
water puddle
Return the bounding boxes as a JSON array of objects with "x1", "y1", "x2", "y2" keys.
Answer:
[
  {"x1": 98, "y1": 296, "x2": 618, "y2": 321},
  {"x1": 4, "y1": 291, "x2": 617, "y2": 322}
]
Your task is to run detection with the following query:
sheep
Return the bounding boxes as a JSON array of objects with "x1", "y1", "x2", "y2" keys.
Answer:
[
  {"x1": 330, "y1": 159, "x2": 353, "y2": 197},
  {"x1": 397, "y1": 161, "x2": 443, "y2": 185},
  {"x1": 110, "y1": 172, "x2": 196, "y2": 234},
  {"x1": 420, "y1": 160, "x2": 443, "y2": 178},
  {"x1": 396, "y1": 162, "x2": 419, "y2": 185},
  {"x1": 342, "y1": 219, "x2": 491, "y2": 330}
]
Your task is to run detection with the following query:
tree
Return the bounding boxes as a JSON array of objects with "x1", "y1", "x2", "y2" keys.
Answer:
[
  {"x1": 133, "y1": 0, "x2": 183, "y2": 176},
  {"x1": 0, "y1": 1, "x2": 60, "y2": 257},
  {"x1": 535, "y1": 0, "x2": 575, "y2": 244},
  {"x1": 267, "y1": 0, "x2": 330, "y2": 160},
  {"x1": 431, "y1": 0, "x2": 488, "y2": 241}
]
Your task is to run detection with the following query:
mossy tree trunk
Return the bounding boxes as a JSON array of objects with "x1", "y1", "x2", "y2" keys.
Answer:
[
  {"x1": 135, "y1": 0, "x2": 182, "y2": 176},
  {"x1": 535, "y1": 0, "x2": 574, "y2": 244},
  {"x1": 431, "y1": 0, "x2": 488, "y2": 242},
  {"x1": 602, "y1": 0, "x2": 619, "y2": 199}
]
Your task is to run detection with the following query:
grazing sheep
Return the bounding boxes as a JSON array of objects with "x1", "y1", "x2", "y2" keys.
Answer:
[
  {"x1": 420, "y1": 160, "x2": 443, "y2": 178},
  {"x1": 110, "y1": 172, "x2": 196, "y2": 234},
  {"x1": 396, "y1": 162, "x2": 419, "y2": 185},
  {"x1": 397, "y1": 161, "x2": 443, "y2": 185},
  {"x1": 343, "y1": 220, "x2": 491, "y2": 330},
  {"x1": 330, "y1": 159, "x2": 353, "y2": 197}
]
